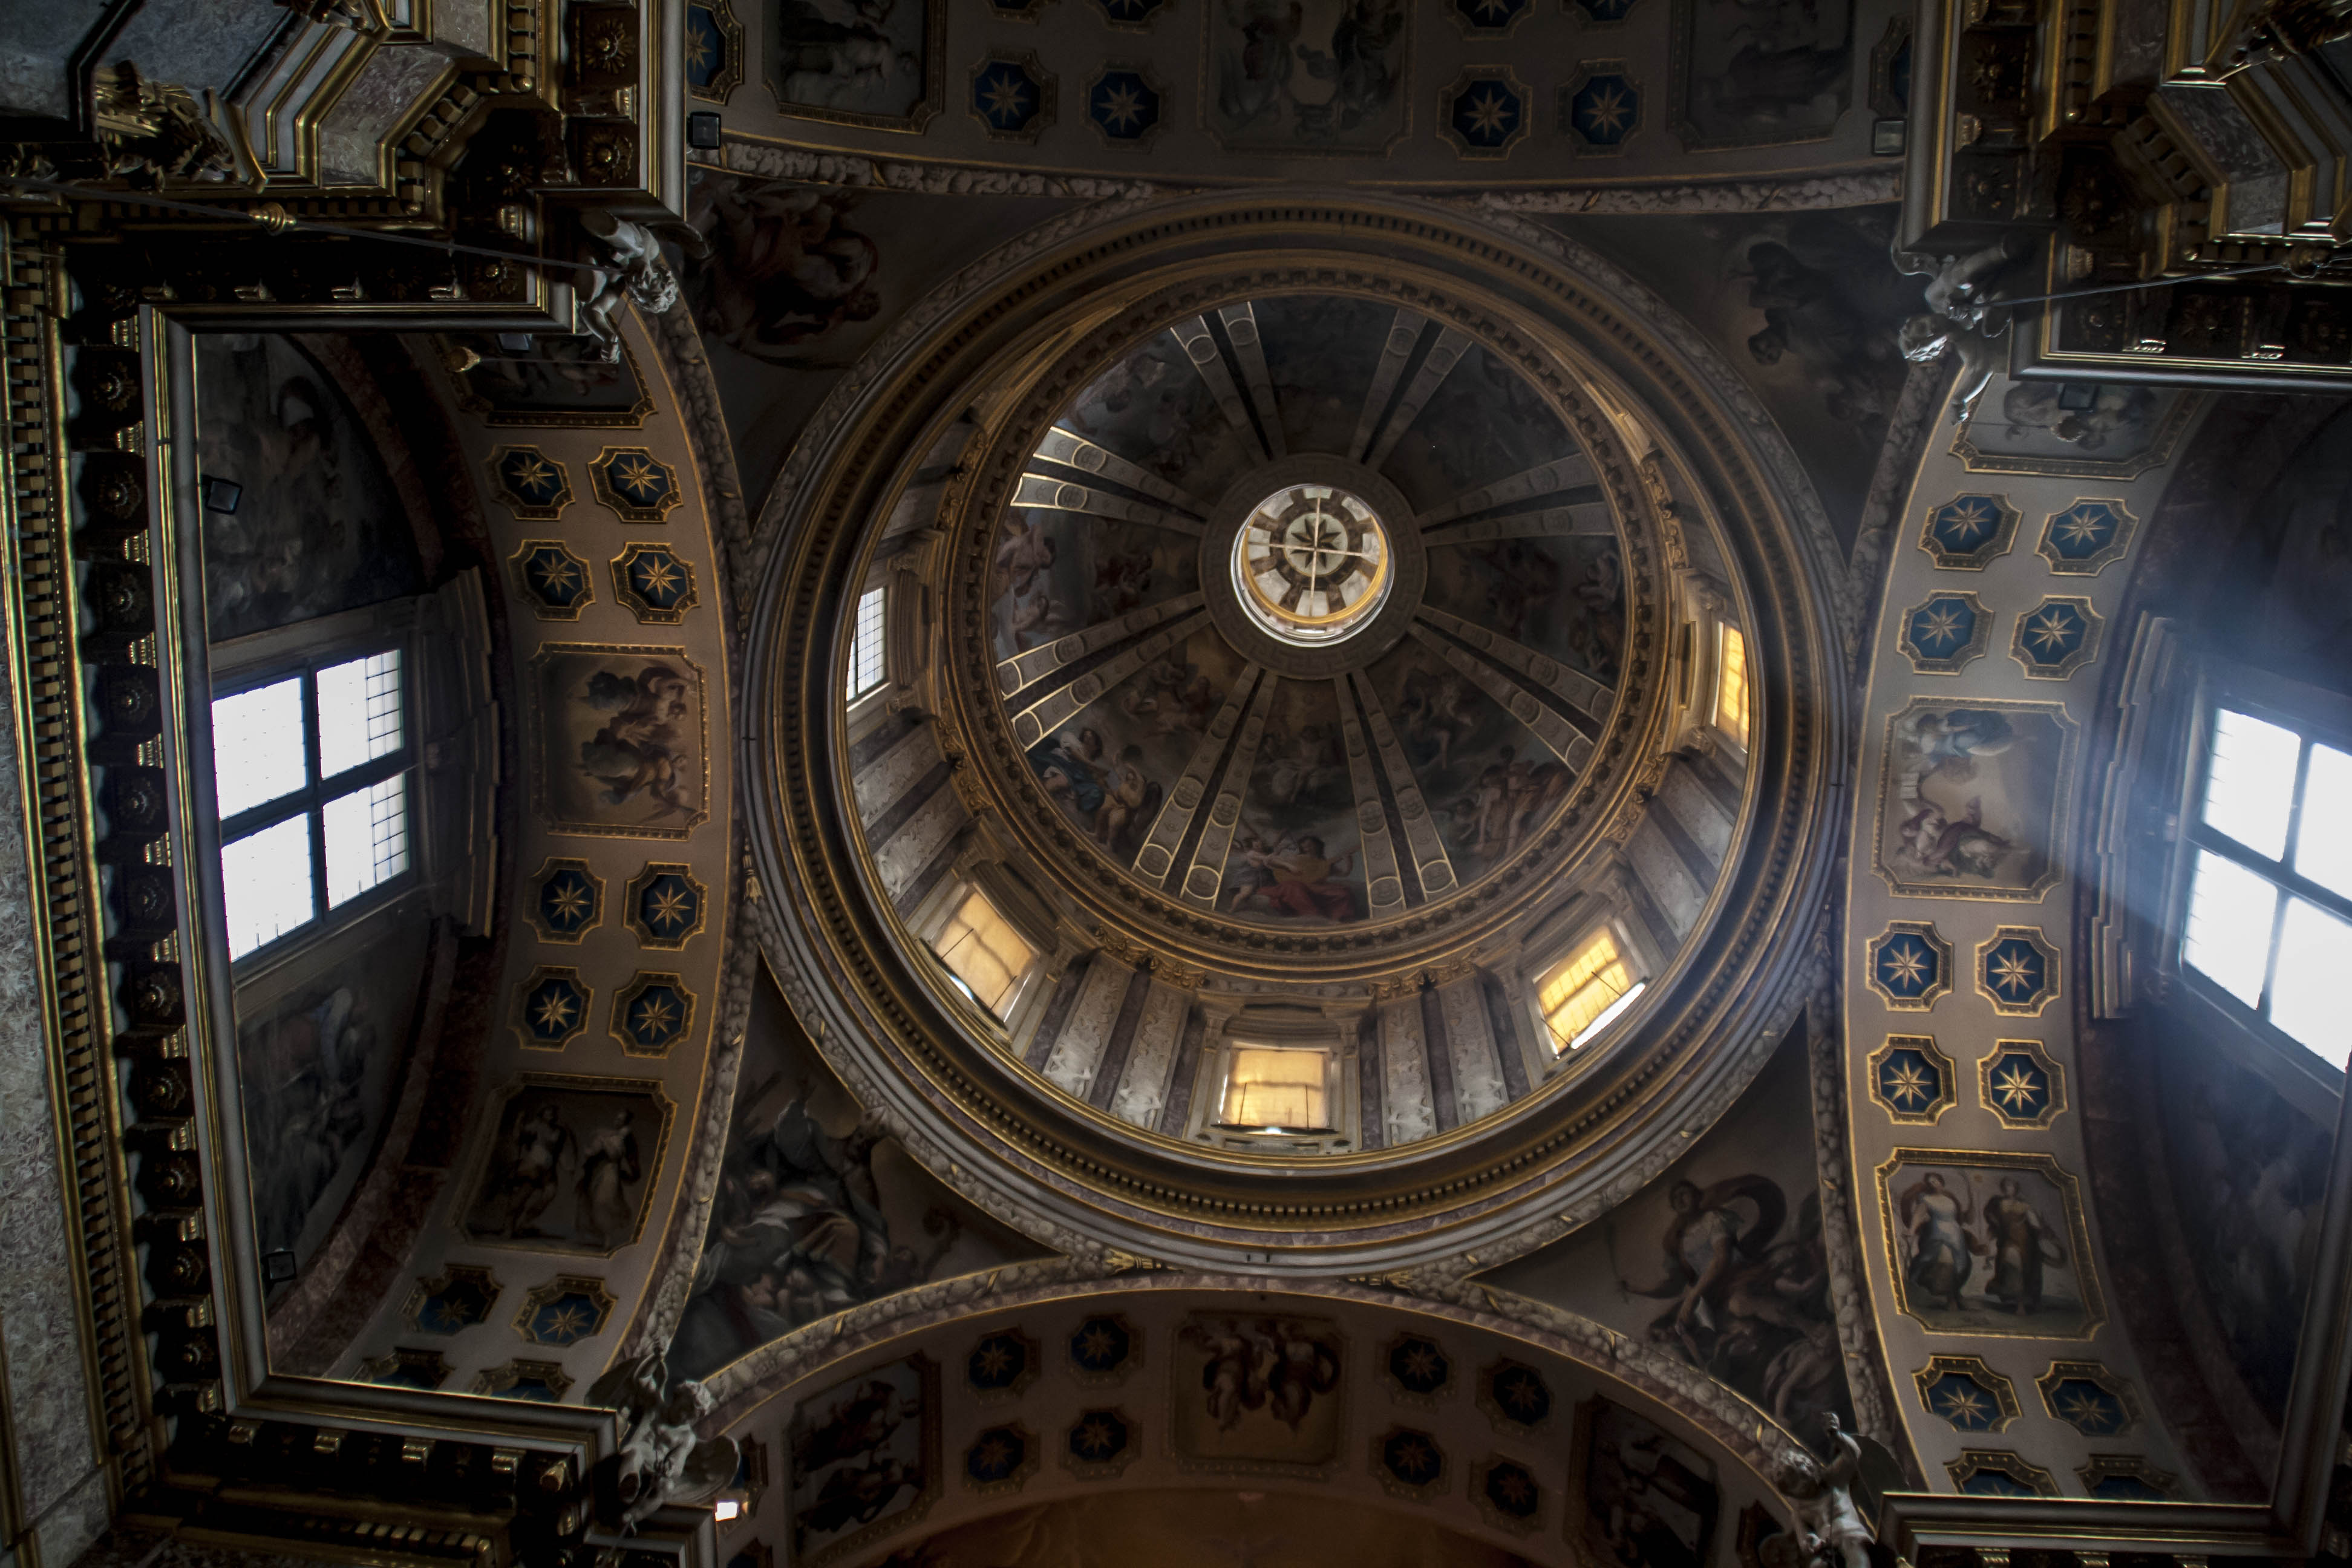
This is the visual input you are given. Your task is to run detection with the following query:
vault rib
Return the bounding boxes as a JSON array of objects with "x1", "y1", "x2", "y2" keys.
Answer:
[
  {"x1": 1008, "y1": 609, "x2": 1211, "y2": 750},
  {"x1": 1415, "y1": 452, "x2": 1599, "y2": 528},
  {"x1": 1362, "y1": 325, "x2": 1474, "y2": 472},
  {"x1": 1034, "y1": 427, "x2": 1206, "y2": 515},
  {"x1": 1334, "y1": 676, "x2": 1408, "y2": 919},
  {"x1": 1413, "y1": 604, "x2": 1613, "y2": 724},
  {"x1": 1216, "y1": 301, "x2": 1287, "y2": 460},
  {"x1": 1132, "y1": 664, "x2": 1263, "y2": 884},
  {"x1": 1347, "y1": 670, "x2": 1459, "y2": 900},
  {"x1": 1168, "y1": 316, "x2": 1267, "y2": 462},
  {"x1": 1177, "y1": 673, "x2": 1280, "y2": 910},
  {"x1": 995, "y1": 592, "x2": 1207, "y2": 699},
  {"x1": 1013, "y1": 474, "x2": 1204, "y2": 537},
  {"x1": 1348, "y1": 307, "x2": 1425, "y2": 463},
  {"x1": 1405, "y1": 622, "x2": 1595, "y2": 772},
  {"x1": 1421, "y1": 501, "x2": 1613, "y2": 543}
]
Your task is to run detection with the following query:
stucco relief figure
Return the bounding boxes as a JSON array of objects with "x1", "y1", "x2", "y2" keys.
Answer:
[
  {"x1": 1785, "y1": 1415, "x2": 1904, "y2": 1568},
  {"x1": 686, "y1": 176, "x2": 882, "y2": 363},
  {"x1": 586, "y1": 1353, "x2": 736, "y2": 1532}
]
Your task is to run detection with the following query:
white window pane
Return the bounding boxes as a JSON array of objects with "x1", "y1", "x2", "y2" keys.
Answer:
[
  {"x1": 323, "y1": 771, "x2": 411, "y2": 908},
  {"x1": 2201, "y1": 708, "x2": 2300, "y2": 861},
  {"x1": 2182, "y1": 848, "x2": 2278, "y2": 1007},
  {"x1": 223, "y1": 815, "x2": 313, "y2": 959},
  {"x1": 2269, "y1": 898, "x2": 2352, "y2": 1067},
  {"x1": 316, "y1": 650, "x2": 403, "y2": 779},
  {"x1": 212, "y1": 678, "x2": 307, "y2": 819},
  {"x1": 2295, "y1": 743, "x2": 2352, "y2": 900},
  {"x1": 848, "y1": 586, "x2": 886, "y2": 700}
]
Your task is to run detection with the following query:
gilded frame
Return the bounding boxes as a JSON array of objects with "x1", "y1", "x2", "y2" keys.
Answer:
[{"x1": 1873, "y1": 1146, "x2": 2107, "y2": 1341}]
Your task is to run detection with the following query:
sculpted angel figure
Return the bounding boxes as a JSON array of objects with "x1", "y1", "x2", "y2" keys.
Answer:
[
  {"x1": 1892, "y1": 236, "x2": 2030, "y2": 422},
  {"x1": 586, "y1": 1353, "x2": 737, "y2": 1532}
]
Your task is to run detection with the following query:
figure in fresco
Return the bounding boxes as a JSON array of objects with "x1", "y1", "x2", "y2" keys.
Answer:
[
  {"x1": 993, "y1": 514, "x2": 1056, "y2": 598},
  {"x1": 685, "y1": 176, "x2": 881, "y2": 363},
  {"x1": 1003, "y1": 585, "x2": 1073, "y2": 652},
  {"x1": 1121, "y1": 659, "x2": 1215, "y2": 737},
  {"x1": 1895, "y1": 797, "x2": 2013, "y2": 881},
  {"x1": 1619, "y1": 1175, "x2": 1787, "y2": 1359},
  {"x1": 1233, "y1": 834, "x2": 1359, "y2": 921},
  {"x1": 1981, "y1": 1175, "x2": 2063, "y2": 1316},
  {"x1": 575, "y1": 1109, "x2": 644, "y2": 1249},
  {"x1": 1093, "y1": 745, "x2": 1163, "y2": 858},
  {"x1": 1181, "y1": 1317, "x2": 1342, "y2": 1432},
  {"x1": 1034, "y1": 728, "x2": 1110, "y2": 819},
  {"x1": 1091, "y1": 547, "x2": 1155, "y2": 618},
  {"x1": 1211, "y1": 0, "x2": 1304, "y2": 130},
  {"x1": 1465, "y1": 540, "x2": 1561, "y2": 642},
  {"x1": 774, "y1": 0, "x2": 920, "y2": 113},
  {"x1": 1897, "y1": 1171, "x2": 1978, "y2": 1312},
  {"x1": 498, "y1": 1103, "x2": 577, "y2": 1238},
  {"x1": 578, "y1": 662, "x2": 697, "y2": 818},
  {"x1": 1397, "y1": 665, "x2": 1476, "y2": 772}
]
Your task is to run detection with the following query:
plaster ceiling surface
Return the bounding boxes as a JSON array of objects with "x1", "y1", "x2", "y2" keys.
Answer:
[{"x1": 743, "y1": 190, "x2": 1855, "y2": 1273}]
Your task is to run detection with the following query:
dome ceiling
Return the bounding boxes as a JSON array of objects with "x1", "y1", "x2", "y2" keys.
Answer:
[{"x1": 952, "y1": 286, "x2": 1648, "y2": 976}]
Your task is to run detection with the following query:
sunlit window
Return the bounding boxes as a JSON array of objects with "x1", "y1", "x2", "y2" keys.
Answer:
[
  {"x1": 1714, "y1": 622, "x2": 1749, "y2": 750},
  {"x1": 2182, "y1": 705, "x2": 2352, "y2": 1067},
  {"x1": 847, "y1": 585, "x2": 887, "y2": 701},
  {"x1": 214, "y1": 648, "x2": 412, "y2": 961},
  {"x1": 1538, "y1": 927, "x2": 1647, "y2": 1053},
  {"x1": 1218, "y1": 1047, "x2": 1331, "y2": 1131},
  {"x1": 932, "y1": 889, "x2": 1035, "y2": 1018}
]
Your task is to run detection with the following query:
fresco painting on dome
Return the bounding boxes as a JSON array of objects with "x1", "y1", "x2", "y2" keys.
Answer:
[
  {"x1": 531, "y1": 647, "x2": 710, "y2": 837},
  {"x1": 1473, "y1": 1032, "x2": 1856, "y2": 1434},
  {"x1": 988, "y1": 508, "x2": 1200, "y2": 661},
  {"x1": 1424, "y1": 534, "x2": 1626, "y2": 684},
  {"x1": 684, "y1": 176, "x2": 881, "y2": 365},
  {"x1": 1880, "y1": 1154, "x2": 2100, "y2": 1336},
  {"x1": 669, "y1": 972, "x2": 1045, "y2": 1382},
  {"x1": 867, "y1": 1487, "x2": 1546, "y2": 1567},
  {"x1": 2157, "y1": 1033, "x2": 2334, "y2": 1425},
  {"x1": 195, "y1": 333, "x2": 425, "y2": 642},
  {"x1": 1957, "y1": 381, "x2": 2187, "y2": 471},
  {"x1": 1024, "y1": 627, "x2": 1244, "y2": 866},
  {"x1": 1365, "y1": 641, "x2": 1569, "y2": 883},
  {"x1": 1228, "y1": 677, "x2": 1368, "y2": 923},
  {"x1": 237, "y1": 920, "x2": 430, "y2": 1287},
  {"x1": 1255, "y1": 293, "x2": 1398, "y2": 454},
  {"x1": 1379, "y1": 342, "x2": 1575, "y2": 511},
  {"x1": 787, "y1": 1354, "x2": 939, "y2": 1566},
  {"x1": 1206, "y1": 1, "x2": 1409, "y2": 155},
  {"x1": 1574, "y1": 1396, "x2": 1720, "y2": 1568},
  {"x1": 1062, "y1": 330, "x2": 1256, "y2": 504},
  {"x1": 1670, "y1": 0, "x2": 1855, "y2": 148},
  {"x1": 768, "y1": 0, "x2": 929, "y2": 121},
  {"x1": 1875, "y1": 702, "x2": 2069, "y2": 897},
  {"x1": 460, "y1": 1077, "x2": 672, "y2": 1253},
  {"x1": 441, "y1": 332, "x2": 651, "y2": 424},
  {"x1": 1171, "y1": 1314, "x2": 1346, "y2": 1468}
]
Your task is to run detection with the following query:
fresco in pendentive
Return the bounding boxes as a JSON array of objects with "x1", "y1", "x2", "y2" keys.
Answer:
[
  {"x1": 1227, "y1": 676, "x2": 1368, "y2": 923},
  {"x1": 1061, "y1": 328, "x2": 1259, "y2": 507},
  {"x1": 1561, "y1": 209, "x2": 1912, "y2": 554},
  {"x1": 460, "y1": 1076, "x2": 675, "y2": 1253},
  {"x1": 531, "y1": 647, "x2": 710, "y2": 838},
  {"x1": 668, "y1": 972, "x2": 1045, "y2": 1382},
  {"x1": 787, "y1": 1354, "x2": 939, "y2": 1566},
  {"x1": 1880, "y1": 1154, "x2": 2100, "y2": 1338},
  {"x1": 238, "y1": 921, "x2": 430, "y2": 1279},
  {"x1": 1379, "y1": 342, "x2": 1578, "y2": 514},
  {"x1": 1475, "y1": 1031, "x2": 1857, "y2": 1436},
  {"x1": 1958, "y1": 382, "x2": 2186, "y2": 469},
  {"x1": 1206, "y1": 0, "x2": 1409, "y2": 155},
  {"x1": 1255, "y1": 292, "x2": 1396, "y2": 456},
  {"x1": 1363, "y1": 639, "x2": 1564, "y2": 884},
  {"x1": 2156, "y1": 1033, "x2": 2334, "y2": 1425},
  {"x1": 1024, "y1": 627, "x2": 1244, "y2": 866},
  {"x1": 439, "y1": 333, "x2": 652, "y2": 425},
  {"x1": 769, "y1": 0, "x2": 929, "y2": 120},
  {"x1": 1875, "y1": 702, "x2": 2069, "y2": 898},
  {"x1": 867, "y1": 1488, "x2": 1543, "y2": 1568},
  {"x1": 195, "y1": 333, "x2": 425, "y2": 642},
  {"x1": 1671, "y1": 0, "x2": 1855, "y2": 148},
  {"x1": 686, "y1": 177, "x2": 881, "y2": 367},
  {"x1": 988, "y1": 508, "x2": 1200, "y2": 662},
  {"x1": 1171, "y1": 1314, "x2": 1346, "y2": 1469},
  {"x1": 1576, "y1": 1397, "x2": 1722, "y2": 1568},
  {"x1": 2205, "y1": 401, "x2": 2352, "y2": 685},
  {"x1": 1424, "y1": 533, "x2": 1625, "y2": 685}
]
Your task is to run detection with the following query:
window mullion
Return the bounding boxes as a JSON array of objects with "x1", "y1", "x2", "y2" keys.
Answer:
[
  {"x1": 2257, "y1": 881, "x2": 2291, "y2": 1025},
  {"x1": 305, "y1": 673, "x2": 328, "y2": 922}
]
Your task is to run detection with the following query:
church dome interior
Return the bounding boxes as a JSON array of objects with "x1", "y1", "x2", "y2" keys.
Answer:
[{"x1": 2, "y1": 4, "x2": 2351, "y2": 1568}]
